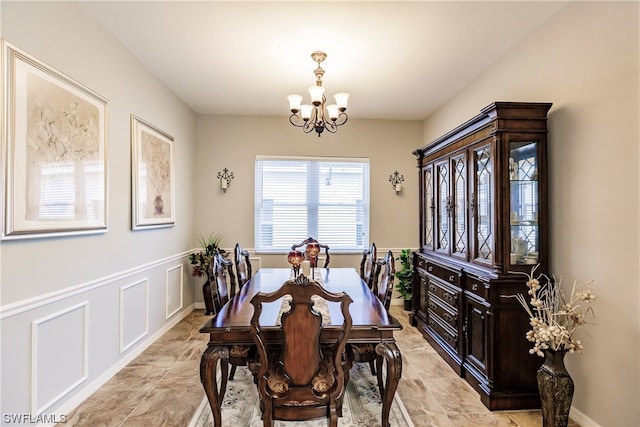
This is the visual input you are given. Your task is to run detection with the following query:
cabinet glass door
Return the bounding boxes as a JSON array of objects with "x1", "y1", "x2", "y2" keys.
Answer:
[
  {"x1": 423, "y1": 167, "x2": 434, "y2": 250},
  {"x1": 474, "y1": 146, "x2": 493, "y2": 263},
  {"x1": 436, "y1": 160, "x2": 450, "y2": 254},
  {"x1": 452, "y1": 154, "x2": 467, "y2": 258},
  {"x1": 509, "y1": 141, "x2": 539, "y2": 266}
]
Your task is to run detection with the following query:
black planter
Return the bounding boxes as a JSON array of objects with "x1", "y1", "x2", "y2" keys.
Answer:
[
  {"x1": 403, "y1": 299, "x2": 412, "y2": 311},
  {"x1": 537, "y1": 349, "x2": 574, "y2": 427},
  {"x1": 202, "y1": 276, "x2": 215, "y2": 315}
]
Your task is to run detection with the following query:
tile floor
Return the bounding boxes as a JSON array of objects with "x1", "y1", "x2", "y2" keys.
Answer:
[{"x1": 62, "y1": 306, "x2": 579, "y2": 426}]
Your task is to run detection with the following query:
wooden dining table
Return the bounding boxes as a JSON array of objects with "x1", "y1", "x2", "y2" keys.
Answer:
[{"x1": 199, "y1": 267, "x2": 403, "y2": 427}]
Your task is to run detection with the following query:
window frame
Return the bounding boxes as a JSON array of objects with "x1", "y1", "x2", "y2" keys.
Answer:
[{"x1": 254, "y1": 155, "x2": 370, "y2": 254}]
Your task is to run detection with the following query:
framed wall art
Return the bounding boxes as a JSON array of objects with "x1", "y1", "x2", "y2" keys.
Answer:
[
  {"x1": 1, "y1": 40, "x2": 109, "y2": 240},
  {"x1": 130, "y1": 114, "x2": 175, "y2": 230}
]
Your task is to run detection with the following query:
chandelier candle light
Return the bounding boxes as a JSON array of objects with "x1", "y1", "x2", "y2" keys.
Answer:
[{"x1": 287, "y1": 51, "x2": 349, "y2": 137}]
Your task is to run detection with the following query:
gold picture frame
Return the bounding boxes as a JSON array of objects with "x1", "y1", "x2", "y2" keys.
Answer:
[
  {"x1": 1, "y1": 40, "x2": 109, "y2": 239},
  {"x1": 131, "y1": 114, "x2": 175, "y2": 229}
]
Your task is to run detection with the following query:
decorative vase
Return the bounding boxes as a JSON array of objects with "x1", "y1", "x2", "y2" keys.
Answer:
[
  {"x1": 154, "y1": 195, "x2": 164, "y2": 214},
  {"x1": 537, "y1": 349, "x2": 574, "y2": 427}
]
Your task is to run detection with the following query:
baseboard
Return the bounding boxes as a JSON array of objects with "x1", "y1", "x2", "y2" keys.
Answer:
[{"x1": 569, "y1": 406, "x2": 601, "y2": 427}]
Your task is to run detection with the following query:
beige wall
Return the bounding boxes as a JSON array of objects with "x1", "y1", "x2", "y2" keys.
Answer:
[
  {"x1": 1, "y1": 1, "x2": 198, "y2": 416},
  {"x1": 1, "y1": 1, "x2": 197, "y2": 304},
  {"x1": 422, "y1": 3, "x2": 639, "y2": 426},
  {"x1": 193, "y1": 115, "x2": 422, "y2": 269}
]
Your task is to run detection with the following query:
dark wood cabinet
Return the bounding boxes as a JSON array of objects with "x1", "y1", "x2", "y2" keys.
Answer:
[{"x1": 411, "y1": 102, "x2": 552, "y2": 410}]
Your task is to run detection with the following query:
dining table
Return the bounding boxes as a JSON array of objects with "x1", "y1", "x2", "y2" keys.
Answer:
[{"x1": 199, "y1": 267, "x2": 403, "y2": 427}]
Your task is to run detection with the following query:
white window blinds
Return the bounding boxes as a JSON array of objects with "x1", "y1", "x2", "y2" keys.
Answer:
[{"x1": 255, "y1": 156, "x2": 369, "y2": 253}]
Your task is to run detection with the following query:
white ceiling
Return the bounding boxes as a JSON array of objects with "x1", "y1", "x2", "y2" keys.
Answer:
[{"x1": 78, "y1": 1, "x2": 568, "y2": 121}]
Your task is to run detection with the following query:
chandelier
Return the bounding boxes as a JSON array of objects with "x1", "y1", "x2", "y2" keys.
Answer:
[{"x1": 287, "y1": 51, "x2": 349, "y2": 137}]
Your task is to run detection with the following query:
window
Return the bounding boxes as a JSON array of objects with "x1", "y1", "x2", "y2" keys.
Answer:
[{"x1": 255, "y1": 156, "x2": 369, "y2": 253}]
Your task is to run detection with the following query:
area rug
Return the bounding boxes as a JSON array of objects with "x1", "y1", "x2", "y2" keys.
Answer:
[{"x1": 188, "y1": 362, "x2": 414, "y2": 427}]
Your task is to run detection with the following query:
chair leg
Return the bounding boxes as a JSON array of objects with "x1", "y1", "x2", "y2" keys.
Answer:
[
  {"x1": 263, "y1": 401, "x2": 273, "y2": 427},
  {"x1": 368, "y1": 359, "x2": 376, "y2": 375},
  {"x1": 229, "y1": 364, "x2": 237, "y2": 380},
  {"x1": 329, "y1": 401, "x2": 338, "y2": 427}
]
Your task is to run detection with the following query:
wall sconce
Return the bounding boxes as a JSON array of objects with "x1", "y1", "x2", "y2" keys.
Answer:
[
  {"x1": 217, "y1": 168, "x2": 234, "y2": 193},
  {"x1": 389, "y1": 170, "x2": 404, "y2": 195}
]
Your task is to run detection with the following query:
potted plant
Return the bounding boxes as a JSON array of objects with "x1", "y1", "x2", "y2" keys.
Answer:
[
  {"x1": 189, "y1": 233, "x2": 223, "y2": 314},
  {"x1": 395, "y1": 249, "x2": 413, "y2": 311}
]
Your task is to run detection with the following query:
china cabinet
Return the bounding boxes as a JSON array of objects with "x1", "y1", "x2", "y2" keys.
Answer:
[{"x1": 411, "y1": 102, "x2": 552, "y2": 410}]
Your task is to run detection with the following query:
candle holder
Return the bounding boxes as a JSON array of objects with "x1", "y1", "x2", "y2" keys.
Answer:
[
  {"x1": 287, "y1": 249, "x2": 304, "y2": 277},
  {"x1": 217, "y1": 168, "x2": 234, "y2": 193},
  {"x1": 389, "y1": 170, "x2": 404, "y2": 195},
  {"x1": 305, "y1": 242, "x2": 321, "y2": 279}
]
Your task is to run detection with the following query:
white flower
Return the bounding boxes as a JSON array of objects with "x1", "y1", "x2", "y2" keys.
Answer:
[{"x1": 513, "y1": 264, "x2": 596, "y2": 356}]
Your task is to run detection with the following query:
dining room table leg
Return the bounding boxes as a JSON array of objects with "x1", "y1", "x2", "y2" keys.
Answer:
[
  {"x1": 199, "y1": 344, "x2": 229, "y2": 427},
  {"x1": 376, "y1": 342, "x2": 402, "y2": 427}
]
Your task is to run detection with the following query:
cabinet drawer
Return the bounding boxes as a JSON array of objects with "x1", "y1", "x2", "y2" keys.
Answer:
[
  {"x1": 427, "y1": 278, "x2": 459, "y2": 308},
  {"x1": 464, "y1": 276, "x2": 489, "y2": 300},
  {"x1": 415, "y1": 255, "x2": 428, "y2": 271},
  {"x1": 426, "y1": 262, "x2": 460, "y2": 286},
  {"x1": 428, "y1": 314, "x2": 459, "y2": 352},
  {"x1": 428, "y1": 297, "x2": 459, "y2": 330}
]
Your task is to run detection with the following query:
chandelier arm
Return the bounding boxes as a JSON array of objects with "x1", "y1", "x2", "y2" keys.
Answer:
[
  {"x1": 289, "y1": 114, "x2": 306, "y2": 128},
  {"x1": 303, "y1": 122, "x2": 316, "y2": 133},
  {"x1": 323, "y1": 123, "x2": 337, "y2": 133},
  {"x1": 334, "y1": 112, "x2": 348, "y2": 127}
]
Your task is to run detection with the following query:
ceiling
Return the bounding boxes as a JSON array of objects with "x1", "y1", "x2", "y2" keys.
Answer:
[{"x1": 78, "y1": 1, "x2": 568, "y2": 121}]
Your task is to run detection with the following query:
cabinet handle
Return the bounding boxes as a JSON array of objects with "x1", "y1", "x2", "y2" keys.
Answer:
[
  {"x1": 427, "y1": 266, "x2": 433, "y2": 272},
  {"x1": 443, "y1": 313, "x2": 453, "y2": 322},
  {"x1": 445, "y1": 333, "x2": 455, "y2": 345},
  {"x1": 429, "y1": 285, "x2": 437, "y2": 293},
  {"x1": 444, "y1": 293, "x2": 453, "y2": 302},
  {"x1": 429, "y1": 303, "x2": 436, "y2": 310},
  {"x1": 470, "y1": 192, "x2": 476, "y2": 215},
  {"x1": 445, "y1": 196, "x2": 454, "y2": 217},
  {"x1": 448, "y1": 275, "x2": 455, "y2": 282},
  {"x1": 472, "y1": 283, "x2": 478, "y2": 291}
]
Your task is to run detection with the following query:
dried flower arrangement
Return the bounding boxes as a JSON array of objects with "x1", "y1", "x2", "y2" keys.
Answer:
[{"x1": 515, "y1": 264, "x2": 596, "y2": 356}]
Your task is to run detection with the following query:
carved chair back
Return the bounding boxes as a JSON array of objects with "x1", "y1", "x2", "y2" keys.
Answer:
[
  {"x1": 234, "y1": 243, "x2": 252, "y2": 289},
  {"x1": 249, "y1": 277, "x2": 352, "y2": 426},
  {"x1": 373, "y1": 251, "x2": 395, "y2": 311},
  {"x1": 359, "y1": 242, "x2": 377, "y2": 290},
  {"x1": 290, "y1": 237, "x2": 331, "y2": 268},
  {"x1": 212, "y1": 251, "x2": 237, "y2": 312}
]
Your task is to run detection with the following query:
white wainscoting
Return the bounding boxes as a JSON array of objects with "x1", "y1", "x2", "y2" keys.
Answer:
[
  {"x1": 0, "y1": 252, "x2": 194, "y2": 421},
  {"x1": 119, "y1": 279, "x2": 149, "y2": 354},
  {"x1": 165, "y1": 264, "x2": 184, "y2": 319},
  {"x1": 31, "y1": 302, "x2": 89, "y2": 415}
]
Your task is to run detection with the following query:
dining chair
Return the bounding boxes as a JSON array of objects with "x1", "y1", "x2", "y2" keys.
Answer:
[
  {"x1": 234, "y1": 243, "x2": 252, "y2": 289},
  {"x1": 350, "y1": 250, "x2": 395, "y2": 379},
  {"x1": 374, "y1": 251, "x2": 396, "y2": 311},
  {"x1": 213, "y1": 250, "x2": 252, "y2": 380},
  {"x1": 359, "y1": 242, "x2": 377, "y2": 290},
  {"x1": 211, "y1": 251, "x2": 234, "y2": 312},
  {"x1": 248, "y1": 275, "x2": 353, "y2": 427},
  {"x1": 290, "y1": 237, "x2": 331, "y2": 268}
]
